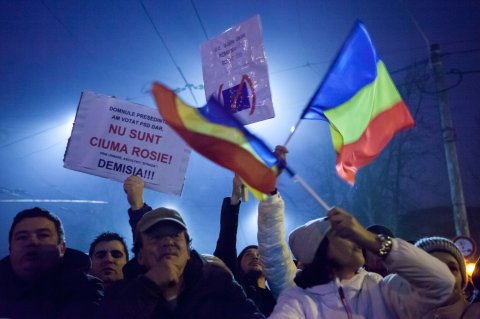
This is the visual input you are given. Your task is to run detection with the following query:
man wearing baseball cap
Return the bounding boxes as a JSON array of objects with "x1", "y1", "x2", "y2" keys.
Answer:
[{"x1": 97, "y1": 207, "x2": 264, "y2": 319}]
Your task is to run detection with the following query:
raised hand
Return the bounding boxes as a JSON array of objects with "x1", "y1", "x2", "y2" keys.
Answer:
[
  {"x1": 327, "y1": 207, "x2": 378, "y2": 252},
  {"x1": 123, "y1": 175, "x2": 145, "y2": 210},
  {"x1": 230, "y1": 174, "x2": 244, "y2": 205},
  {"x1": 274, "y1": 145, "x2": 288, "y2": 176}
]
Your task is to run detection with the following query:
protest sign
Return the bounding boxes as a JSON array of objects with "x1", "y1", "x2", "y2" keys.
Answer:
[
  {"x1": 64, "y1": 91, "x2": 191, "y2": 195},
  {"x1": 201, "y1": 15, "x2": 274, "y2": 125}
]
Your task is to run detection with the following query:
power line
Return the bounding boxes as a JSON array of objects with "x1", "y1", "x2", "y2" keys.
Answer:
[
  {"x1": 0, "y1": 120, "x2": 71, "y2": 149},
  {"x1": 138, "y1": 0, "x2": 199, "y2": 106},
  {"x1": 190, "y1": 0, "x2": 209, "y2": 40},
  {"x1": 390, "y1": 58, "x2": 428, "y2": 75},
  {"x1": 397, "y1": 0, "x2": 431, "y2": 60},
  {"x1": 414, "y1": 67, "x2": 480, "y2": 94},
  {"x1": 14, "y1": 138, "x2": 67, "y2": 161},
  {"x1": 443, "y1": 48, "x2": 480, "y2": 57},
  {"x1": 0, "y1": 199, "x2": 108, "y2": 204},
  {"x1": 39, "y1": 0, "x2": 108, "y2": 79},
  {"x1": 460, "y1": 69, "x2": 480, "y2": 75}
]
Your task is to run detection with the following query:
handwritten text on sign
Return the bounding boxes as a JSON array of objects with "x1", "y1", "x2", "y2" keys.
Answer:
[{"x1": 201, "y1": 15, "x2": 275, "y2": 125}]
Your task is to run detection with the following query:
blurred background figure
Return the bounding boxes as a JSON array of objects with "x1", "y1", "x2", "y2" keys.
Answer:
[
  {"x1": 470, "y1": 257, "x2": 480, "y2": 303},
  {"x1": 416, "y1": 236, "x2": 480, "y2": 318}
]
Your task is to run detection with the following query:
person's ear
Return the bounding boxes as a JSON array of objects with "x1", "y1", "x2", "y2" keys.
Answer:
[{"x1": 59, "y1": 241, "x2": 67, "y2": 257}]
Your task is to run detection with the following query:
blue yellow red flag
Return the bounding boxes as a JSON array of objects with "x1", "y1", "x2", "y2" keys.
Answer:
[
  {"x1": 151, "y1": 83, "x2": 279, "y2": 196},
  {"x1": 301, "y1": 21, "x2": 414, "y2": 184}
]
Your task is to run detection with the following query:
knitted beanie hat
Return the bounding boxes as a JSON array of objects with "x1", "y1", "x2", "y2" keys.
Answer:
[{"x1": 415, "y1": 236, "x2": 467, "y2": 289}]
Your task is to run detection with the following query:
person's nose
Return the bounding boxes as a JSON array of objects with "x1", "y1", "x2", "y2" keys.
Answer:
[
  {"x1": 161, "y1": 235, "x2": 176, "y2": 246},
  {"x1": 105, "y1": 252, "x2": 115, "y2": 262},
  {"x1": 26, "y1": 234, "x2": 41, "y2": 246}
]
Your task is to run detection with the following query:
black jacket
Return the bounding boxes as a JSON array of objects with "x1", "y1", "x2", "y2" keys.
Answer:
[
  {"x1": 0, "y1": 248, "x2": 104, "y2": 319},
  {"x1": 213, "y1": 197, "x2": 276, "y2": 316},
  {"x1": 98, "y1": 250, "x2": 264, "y2": 319}
]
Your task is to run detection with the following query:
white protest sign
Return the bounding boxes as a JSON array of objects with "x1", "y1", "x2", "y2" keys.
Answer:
[
  {"x1": 64, "y1": 91, "x2": 191, "y2": 195},
  {"x1": 201, "y1": 15, "x2": 274, "y2": 125}
]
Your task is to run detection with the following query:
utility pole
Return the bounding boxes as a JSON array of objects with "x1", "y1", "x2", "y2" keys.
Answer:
[{"x1": 430, "y1": 44, "x2": 470, "y2": 236}]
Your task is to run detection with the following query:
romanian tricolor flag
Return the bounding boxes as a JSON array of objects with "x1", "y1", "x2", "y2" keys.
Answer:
[
  {"x1": 151, "y1": 83, "x2": 279, "y2": 196},
  {"x1": 302, "y1": 21, "x2": 415, "y2": 185}
]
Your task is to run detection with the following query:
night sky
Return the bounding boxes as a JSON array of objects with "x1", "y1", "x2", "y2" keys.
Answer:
[{"x1": 1, "y1": 0, "x2": 479, "y2": 258}]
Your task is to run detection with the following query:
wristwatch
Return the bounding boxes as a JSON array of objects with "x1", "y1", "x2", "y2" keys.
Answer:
[{"x1": 376, "y1": 234, "x2": 393, "y2": 258}]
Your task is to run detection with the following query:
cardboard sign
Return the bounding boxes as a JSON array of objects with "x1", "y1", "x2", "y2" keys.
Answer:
[
  {"x1": 201, "y1": 15, "x2": 275, "y2": 125},
  {"x1": 64, "y1": 92, "x2": 191, "y2": 195}
]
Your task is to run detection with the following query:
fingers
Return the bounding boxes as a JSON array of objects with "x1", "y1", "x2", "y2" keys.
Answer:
[
  {"x1": 274, "y1": 145, "x2": 288, "y2": 177},
  {"x1": 124, "y1": 175, "x2": 144, "y2": 186},
  {"x1": 124, "y1": 176, "x2": 145, "y2": 191},
  {"x1": 232, "y1": 174, "x2": 244, "y2": 189},
  {"x1": 231, "y1": 174, "x2": 244, "y2": 205},
  {"x1": 124, "y1": 176, "x2": 145, "y2": 210},
  {"x1": 145, "y1": 259, "x2": 180, "y2": 288},
  {"x1": 326, "y1": 207, "x2": 359, "y2": 238},
  {"x1": 327, "y1": 207, "x2": 374, "y2": 248},
  {"x1": 274, "y1": 145, "x2": 288, "y2": 161}
]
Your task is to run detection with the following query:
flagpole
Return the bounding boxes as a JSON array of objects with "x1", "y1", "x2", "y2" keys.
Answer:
[
  {"x1": 283, "y1": 165, "x2": 331, "y2": 212},
  {"x1": 283, "y1": 118, "x2": 303, "y2": 146}
]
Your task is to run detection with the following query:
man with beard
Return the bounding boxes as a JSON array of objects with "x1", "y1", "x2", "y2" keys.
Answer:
[
  {"x1": 214, "y1": 175, "x2": 276, "y2": 316},
  {"x1": 89, "y1": 232, "x2": 128, "y2": 287},
  {"x1": 97, "y1": 207, "x2": 264, "y2": 319},
  {"x1": 0, "y1": 207, "x2": 103, "y2": 319}
]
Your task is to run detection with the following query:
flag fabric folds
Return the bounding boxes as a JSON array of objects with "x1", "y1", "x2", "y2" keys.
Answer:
[
  {"x1": 301, "y1": 21, "x2": 415, "y2": 184},
  {"x1": 151, "y1": 83, "x2": 279, "y2": 195}
]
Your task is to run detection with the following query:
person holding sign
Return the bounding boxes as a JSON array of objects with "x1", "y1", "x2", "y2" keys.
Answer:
[
  {"x1": 120, "y1": 175, "x2": 153, "y2": 280},
  {"x1": 213, "y1": 145, "x2": 287, "y2": 316},
  {"x1": 123, "y1": 175, "x2": 153, "y2": 237},
  {"x1": 213, "y1": 174, "x2": 276, "y2": 316}
]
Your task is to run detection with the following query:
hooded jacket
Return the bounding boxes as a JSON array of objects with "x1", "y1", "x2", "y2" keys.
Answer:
[
  {"x1": 214, "y1": 197, "x2": 276, "y2": 316},
  {"x1": 258, "y1": 193, "x2": 455, "y2": 319}
]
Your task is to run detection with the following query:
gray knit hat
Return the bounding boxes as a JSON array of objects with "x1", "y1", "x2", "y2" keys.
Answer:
[
  {"x1": 289, "y1": 217, "x2": 331, "y2": 265},
  {"x1": 415, "y1": 236, "x2": 467, "y2": 289}
]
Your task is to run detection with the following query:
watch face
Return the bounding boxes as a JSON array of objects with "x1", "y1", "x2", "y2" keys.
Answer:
[{"x1": 454, "y1": 237, "x2": 476, "y2": 257}]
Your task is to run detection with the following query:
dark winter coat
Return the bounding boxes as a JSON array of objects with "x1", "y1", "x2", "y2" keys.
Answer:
[
  {"x1": 97, "y1": 250, "x2": 264, "y2": 319},
  {"x1": 213, "y1": 197, "x2": 276, "y2": 316},
  {"x1": 0, "y1": 248, "x2": 104, "y2": 319}
]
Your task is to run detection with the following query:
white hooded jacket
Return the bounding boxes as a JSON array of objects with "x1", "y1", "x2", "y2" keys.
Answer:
[{"x1": 258, "y1": 193, "x2": 455, "y2": 319}]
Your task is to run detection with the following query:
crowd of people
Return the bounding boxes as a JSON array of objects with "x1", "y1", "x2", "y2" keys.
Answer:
[{"x1": 1, "y1": 148, "x2": 480, "y2": 318}]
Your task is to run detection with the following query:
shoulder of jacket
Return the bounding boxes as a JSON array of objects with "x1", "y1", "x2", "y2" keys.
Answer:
[
  {"x1": 200, "y1": 253, "x2": 234, "y2": 277},
  {"x1": 463, "y1": 302, "x2": 480, "y2": 318}
]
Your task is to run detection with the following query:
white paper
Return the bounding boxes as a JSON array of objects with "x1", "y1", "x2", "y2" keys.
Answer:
[
  {"x1": 201, "y1": 15, "x2": 275, "y2": 125},
  {"x1": 64, "y1": 91, "x2": 191, "y2": 195}
]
